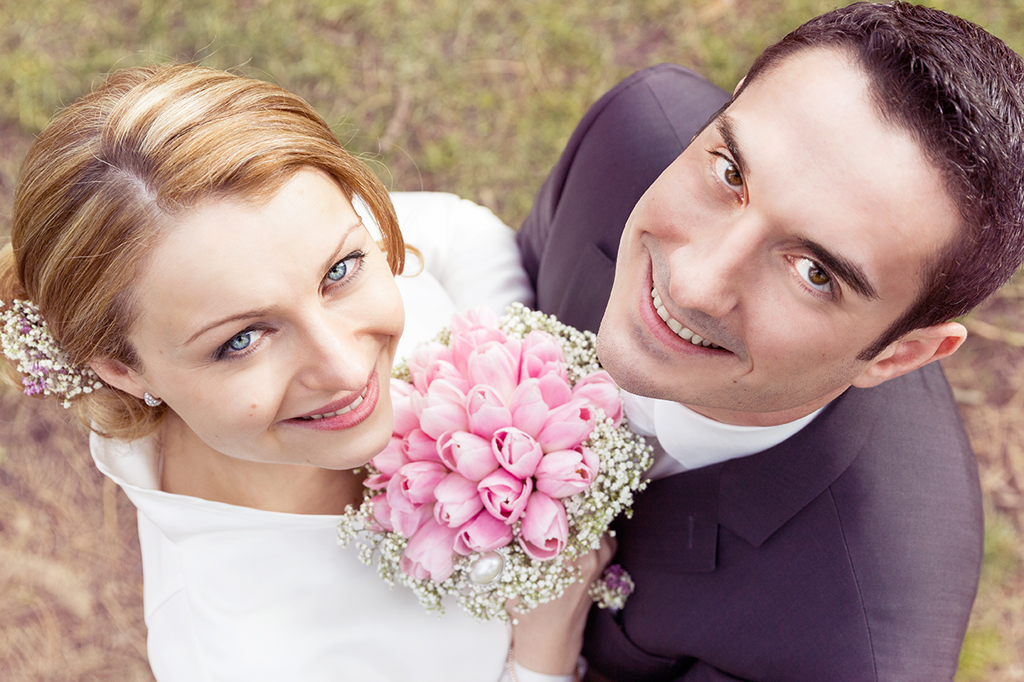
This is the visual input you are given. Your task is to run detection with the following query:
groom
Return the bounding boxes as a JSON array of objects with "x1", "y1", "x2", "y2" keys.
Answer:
[{"x1": 518, "y1": 3, "x2": 1024, "y2": 681}]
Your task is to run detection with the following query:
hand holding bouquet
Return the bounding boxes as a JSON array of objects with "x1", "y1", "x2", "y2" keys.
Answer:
[{"x1": 338, "y1": 304, "x2": 652, "y2": 621}]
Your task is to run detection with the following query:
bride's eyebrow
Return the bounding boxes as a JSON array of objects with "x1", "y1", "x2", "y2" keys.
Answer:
[
  {"x1": 318, "y1": 221, "x2": 366, "y2": 276},
  {"x1": 182, "y1": 219, "x2": 366, "y2": 347}
]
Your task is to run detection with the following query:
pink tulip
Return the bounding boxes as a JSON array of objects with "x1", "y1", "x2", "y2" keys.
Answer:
[
  {"x1": 433, "y1": 472, "x2": 485, "y2": 528},
  {"x1": 386, "y1": 460, "x2": 447, "y2": 511},
  {"x1": 534, "y1": 446, "x2": 600, "y2": 498},
  {"x1": 419, "y1": 380, "x2": 469, "y2": 439},
  {"x1": 454, "y1": 511, "x2": 514, "y2": 555},
  {"x1": 403, "y1": 428, "x2": 440, "y2": 463},
  {"x1": 537, "y1": 399, "x2": 595, "y2": 452},
  {"x1": 571, "y1": 371, "x2": 623, "y2": 427},
  {"x1": 374, "y1": 436, "x2": 409, "y2": 473},
  {"x1": 391, "y1": 382, "x2": 420, "y2": 438},
  {"x1": 437, "y1": 430, "x2": 500, "y2": 481},
  {"x1": 465, "y1": 385, "x2": 513, "y2": 438},
  {"x1": 518, "y1": 492, "x2": 568, "y2": 561},
  {"x1": 401, "y1": 517, "x2": 459, "y2": 582},
  {"x1": 365, "y1": 436, "x2": 409, "y2": 489},
  {"x1": 450, "y1": 307, "x2": 500, "y2": 334},
  {"x1": 368, "y1": 494, "x2": 394, "y2": 532},
  {"x1": 519, "y1": 331, "x2": 568, "y2": 383},
  {"x1": 390, "y1": 500, "x2": 434, "y2": 537},
  {"x1": 538, "y1": 373, "x2": 572, "y2": 409},
  {"x1": 408, "y1": 342, "x2": 455, "y2": 393},
  {"x1": 478, "y1": 468, "x2": 533, "y2": 524},
  {"x1": 467, "y1": 340, "x2": 521, "y2": 401},
  {"x1": 391, "y1": 378, "x2": 416, "y2": 399},
  {"x1": 507, "y1": 379, "x2": 552, "y2": 439},
  {"x1": 422, "y1": 359, "x2": 472, "y2": 395},
  {"x1": 491, "y1": 426, "x2": 544, "y2": 479},
  {"x1": 451, "y1": 327, "x2": 507, "y2": 376}
]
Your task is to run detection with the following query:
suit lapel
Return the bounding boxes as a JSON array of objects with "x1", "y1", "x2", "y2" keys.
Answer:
[
  {"x1": 717, "y1": 387, "x2": 878, "y2": 547},
  {"x1": 614, "y1": 386, "x2": 879, "y2": 573},
  {"x1": 615, "y1": 462, "x2": 723, "y2": 573}
]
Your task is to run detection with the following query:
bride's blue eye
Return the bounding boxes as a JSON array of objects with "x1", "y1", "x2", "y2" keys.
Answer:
[
  {"x1": 327, "y1": 260, "x2": 349, "y2": 281},
  {"x1": 228, "y1": 331, "x2": 256, "y2": 351},
  {"x1": 216, "y1": 328, "x2": 267, "y2": 360},
  {"x1": 326, "y1": 252, "x2": 365, "y2": 284}
]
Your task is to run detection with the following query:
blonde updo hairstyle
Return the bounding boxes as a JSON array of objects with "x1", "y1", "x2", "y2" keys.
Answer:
[{"x1": 0, "y1": 63, "x2": 405, "y2": 441}]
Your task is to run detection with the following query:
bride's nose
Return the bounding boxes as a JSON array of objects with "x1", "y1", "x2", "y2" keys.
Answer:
[{"x1": 294, "y1": 311, "x2": 377, "y2": 393}]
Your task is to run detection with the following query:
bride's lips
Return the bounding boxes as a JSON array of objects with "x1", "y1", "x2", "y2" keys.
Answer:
[{"x1": 287, "y1": 367, "x2": 381, "y2": 431}]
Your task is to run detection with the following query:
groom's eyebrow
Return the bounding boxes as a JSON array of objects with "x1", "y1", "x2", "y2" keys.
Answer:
[{"x1": 715, "y1": 115, "x2": 749, "y2": 182}]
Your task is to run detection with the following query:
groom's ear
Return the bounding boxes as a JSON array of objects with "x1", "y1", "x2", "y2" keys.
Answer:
[
  {"x1": 89, "y1": 357, "x2": 148, "y2": 400},
  {"x1": 851, "y1": 321, "x2": 966, "y2": 389}
]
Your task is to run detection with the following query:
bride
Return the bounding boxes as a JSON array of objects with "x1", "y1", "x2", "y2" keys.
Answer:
[{"x1": 0, "y1": 64, "x2": 606, "y2": 681}]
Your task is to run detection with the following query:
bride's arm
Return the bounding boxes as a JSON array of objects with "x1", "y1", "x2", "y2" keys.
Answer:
[{"x1": 388, "y1": 192, "x2": 535, "y2": 313}]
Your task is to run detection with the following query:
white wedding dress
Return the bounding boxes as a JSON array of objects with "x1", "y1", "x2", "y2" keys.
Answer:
[{"x1": 92, "y1": 193, "x2": 535, "y2": 682}]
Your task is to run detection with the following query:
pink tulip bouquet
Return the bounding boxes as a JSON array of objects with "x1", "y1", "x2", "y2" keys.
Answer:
[{"x1": 337, "y1": 304, "x2": 652, "y2": 621}]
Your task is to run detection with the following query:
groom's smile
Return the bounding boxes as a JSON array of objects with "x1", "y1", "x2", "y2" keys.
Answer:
[{"x1": 595, "y1": 47, "x2": 959, "y2": 427}]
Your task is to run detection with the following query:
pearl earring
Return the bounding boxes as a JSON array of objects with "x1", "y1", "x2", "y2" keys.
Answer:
[{"x1": 144, "y1": 392, "x2": 163, "y2": 407}]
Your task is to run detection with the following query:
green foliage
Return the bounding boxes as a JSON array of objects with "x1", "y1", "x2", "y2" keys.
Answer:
[
  {"x1": 981, "y1": 504, "x2": 1023, "y2": 584},
  {"x1": 958, "y1": 627, "x2": 1008, "y2": 682},
  {"x1": 955, "y1": 510, "x2": 1023, "y2": 680},
  {"x1": 3, "y1": 0, "x2": 1023, "y2": 227}
]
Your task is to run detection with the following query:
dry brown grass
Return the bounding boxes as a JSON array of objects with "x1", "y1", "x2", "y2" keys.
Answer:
[
  {"x1": 944, "y1": 278, "x2": 1024, "y2": 682},
  {"x1": 0, "y1": 392, "x2": 152, "y2": 681}
]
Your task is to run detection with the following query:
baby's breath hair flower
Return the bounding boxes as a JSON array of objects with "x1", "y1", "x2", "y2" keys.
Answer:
[
  {"x1": 0, "y1": 299, "x2": 105, "y2": 409},
  {"x1": 339, "y1": 304, "x2": 653, "y2": 622}
]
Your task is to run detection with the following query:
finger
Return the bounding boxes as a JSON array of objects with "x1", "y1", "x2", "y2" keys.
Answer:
[{"x1": 599, "y1": 533, "x2": 617, "y2": 562}]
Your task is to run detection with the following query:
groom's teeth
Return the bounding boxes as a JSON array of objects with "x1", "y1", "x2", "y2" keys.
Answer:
[{"x1": 650, "y1": 286, "x2": 721, "y2": 349}]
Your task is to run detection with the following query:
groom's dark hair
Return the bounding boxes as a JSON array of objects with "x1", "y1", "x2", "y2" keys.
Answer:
[{"x1": 736, "y1": 1, "x2": 1024, "y2": 360}]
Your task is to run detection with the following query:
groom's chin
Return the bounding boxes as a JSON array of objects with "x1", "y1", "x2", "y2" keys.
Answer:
[{"x1": 596, "y1": 314, "x2": 657, "y2": 400}]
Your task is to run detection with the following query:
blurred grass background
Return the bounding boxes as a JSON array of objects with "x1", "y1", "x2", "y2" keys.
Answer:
[{"x1": 0, "y1": 0, "x2": 1022, "y2": 680}]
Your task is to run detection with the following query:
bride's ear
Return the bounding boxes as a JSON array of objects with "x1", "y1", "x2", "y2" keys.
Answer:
[{"x1": 89, "y1": 357, "x2": 148, "y2": 400}]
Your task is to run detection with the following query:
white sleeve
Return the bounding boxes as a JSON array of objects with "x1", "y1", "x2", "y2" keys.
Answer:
[
  {"x1": 389, "y1": 192, "x2": 535, "y2": 314},
  {"x1": 511, "y1": 662, "x2": 575, "y2": 682}
]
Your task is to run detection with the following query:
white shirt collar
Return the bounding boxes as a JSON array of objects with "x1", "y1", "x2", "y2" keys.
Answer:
[{"x1": 622, "y1": 391, "x2": 823, "y2": 478}]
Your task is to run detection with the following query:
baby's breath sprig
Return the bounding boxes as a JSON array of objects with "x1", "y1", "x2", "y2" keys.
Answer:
[{"x1": 0, "y1": 299, "x2": 104, "y2": 408}]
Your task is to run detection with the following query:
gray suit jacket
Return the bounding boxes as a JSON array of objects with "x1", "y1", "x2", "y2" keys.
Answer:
[{"x1": 517, "y1": 64, "x2": 983, "y2": 682}]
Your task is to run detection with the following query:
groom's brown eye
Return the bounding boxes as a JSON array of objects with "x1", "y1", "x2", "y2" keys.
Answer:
[{"x1": 808, "y1": 265, "x2": 829, "y2": 286}]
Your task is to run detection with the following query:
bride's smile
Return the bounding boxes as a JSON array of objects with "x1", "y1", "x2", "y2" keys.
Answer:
[{"x1": 95, "y1": 168, "x2": 405, "y2": 473}]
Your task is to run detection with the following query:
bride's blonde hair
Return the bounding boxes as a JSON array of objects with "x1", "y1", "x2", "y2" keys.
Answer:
[{"x1": 0, "y1": 63, "x2": 405, "y2": 441}]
